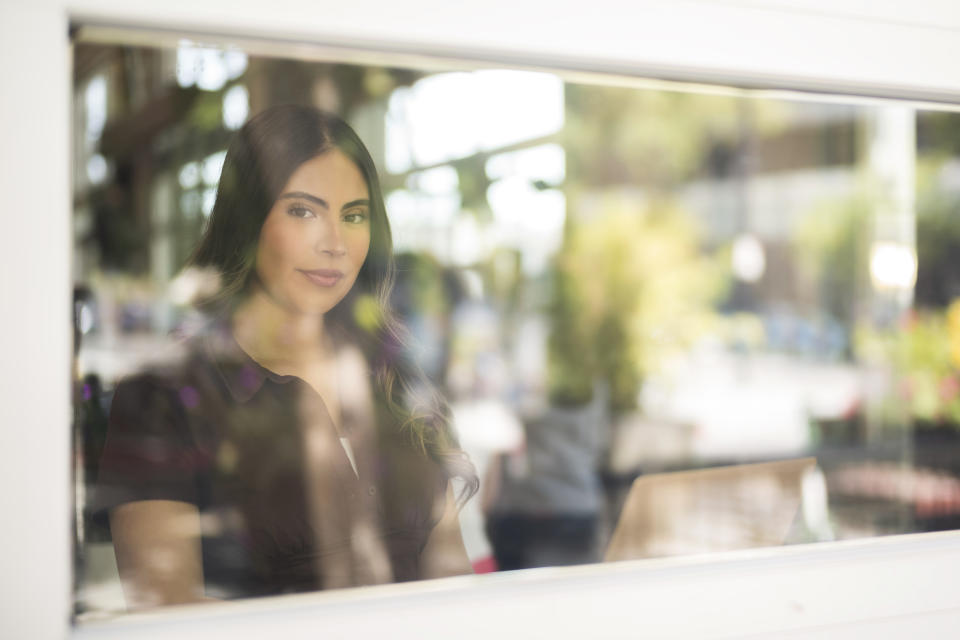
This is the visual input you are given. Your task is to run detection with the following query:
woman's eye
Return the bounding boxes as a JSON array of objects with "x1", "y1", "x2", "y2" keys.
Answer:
[
  {"x1": 287, "y1": 205, "x2": 314, "y2": 219},
  {"x1": 343, "y1": 210, "x2": 369, "y2": 224}
]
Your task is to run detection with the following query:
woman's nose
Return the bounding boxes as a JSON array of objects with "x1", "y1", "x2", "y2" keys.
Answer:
[{"x1": 315, "y1": 217, "x2": 347, "y2": 256}]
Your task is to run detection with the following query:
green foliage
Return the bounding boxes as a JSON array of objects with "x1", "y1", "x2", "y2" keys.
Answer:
[
  {"x1": 857, "y1": 301, "x2": 960, "y2": 426},
  {"x1": 187, "y1": 90, "x2": 225, "y2": 130},
  {"x1": 564, "y1": 85, "x2": 788, "y2": 188},
  {"x1": 795, "y1": 194, "x2": 872, "y2": 327},
  {"x1": 548, "y1": 194, "x2": 727, "y2": 412}
]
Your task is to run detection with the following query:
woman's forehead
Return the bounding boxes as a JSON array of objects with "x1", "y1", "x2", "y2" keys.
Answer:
[{"x1": 283, "y1": 149, "x2": 369, "y2": 200}]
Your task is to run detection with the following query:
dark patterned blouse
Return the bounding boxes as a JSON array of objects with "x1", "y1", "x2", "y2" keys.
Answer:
[{"x1": 96, "y1": 324, "x2": 448, "y2": 599}]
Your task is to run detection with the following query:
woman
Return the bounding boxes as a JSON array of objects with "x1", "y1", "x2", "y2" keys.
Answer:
[{"x1": 97, "y1": 105, "x2": 478, "y2": 608}]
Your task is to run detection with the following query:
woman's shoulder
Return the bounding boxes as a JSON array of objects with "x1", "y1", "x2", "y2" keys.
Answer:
[
  {"x1": 108, "y1": 321, "x2": 236, "y2": 417},
  {"x1": 115, "y1": 319, "x2": 233, "y2": 383},
  {"x1": 98, "y1": 324, "x2": 231, "y2": 488}
]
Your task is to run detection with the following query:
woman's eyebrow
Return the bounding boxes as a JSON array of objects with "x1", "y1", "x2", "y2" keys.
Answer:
[
  {"x1": 278, "y1": 191, "x2": 328, "y2": 208},
  {"x1": 278, "y1": 192, "x2": 369, "y2": 211},
  {"x1": 342, "y1": 199, "x2": 370, "y2": 210}
]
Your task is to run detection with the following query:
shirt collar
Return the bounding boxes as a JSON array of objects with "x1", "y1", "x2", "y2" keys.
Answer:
[{"x1": 200, "y1": 321, "x2": 295, "y2": 404}]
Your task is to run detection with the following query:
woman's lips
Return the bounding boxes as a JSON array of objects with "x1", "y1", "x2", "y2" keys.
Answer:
[{"x1": 298, "y1": 268, "x2": 344, "y2": 288}]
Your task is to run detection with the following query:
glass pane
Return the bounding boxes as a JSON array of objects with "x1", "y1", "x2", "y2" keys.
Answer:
[{"x1": 71, "y1": 32, "x2": 960, "y2": 619}]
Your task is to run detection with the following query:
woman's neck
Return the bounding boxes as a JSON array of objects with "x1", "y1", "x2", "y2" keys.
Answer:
[{"x1": 230, "y1": 287, "x2": 330, "y2": 372}]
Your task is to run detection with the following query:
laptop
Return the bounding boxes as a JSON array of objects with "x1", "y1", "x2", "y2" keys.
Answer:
[{"x1": 604, "y1": 457, "x2": 818, "y2": 562}]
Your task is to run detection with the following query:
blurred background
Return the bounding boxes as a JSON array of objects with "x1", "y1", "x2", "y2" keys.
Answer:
[{"x1": 71, "y1": 34, "x2": 960, "y2": 615}]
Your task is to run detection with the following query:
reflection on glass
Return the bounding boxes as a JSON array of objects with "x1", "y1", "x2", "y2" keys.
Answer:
[
  {"x1": 80, "y1": 103, "x2": 478, "y2": 612},
  {"x1": 72, "y1": 35, "x2": 960, "y2": 619}
]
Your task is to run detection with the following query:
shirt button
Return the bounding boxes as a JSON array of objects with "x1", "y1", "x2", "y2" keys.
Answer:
[{"x1": 367, "y1": 486, "x2": 377, "y2": 496}]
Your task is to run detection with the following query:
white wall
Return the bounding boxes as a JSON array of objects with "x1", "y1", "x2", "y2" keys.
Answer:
[
  {"x1": 1, "y1": 1, "x2": 959, "y2": 638},
  {"x1": 0, "y1": 4, "x2": 71, "y2": 640},
  {"x1": 64, "y1": 0, "x2": 960, "y2": 102},
  {"x1": 65, "y1": 534, "x2": 960, "y2": 640}
]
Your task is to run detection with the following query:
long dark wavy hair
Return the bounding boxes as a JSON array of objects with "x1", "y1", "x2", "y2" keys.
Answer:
[{"x1": 190, "y1": 105, "x2": 477, "y2": 504}]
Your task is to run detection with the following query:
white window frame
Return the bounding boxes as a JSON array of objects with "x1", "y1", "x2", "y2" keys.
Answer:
[{"x1": 2, "y1": 1, "x2": 960, "y2": 638}]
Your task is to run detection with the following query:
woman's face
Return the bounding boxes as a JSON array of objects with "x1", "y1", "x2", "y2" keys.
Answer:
[{"x1": 254, "y1": 149, "x2": 371, "y2": 316}]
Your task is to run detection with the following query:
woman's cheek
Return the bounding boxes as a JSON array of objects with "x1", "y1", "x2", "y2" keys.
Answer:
[
  {"x1": 351, "y1": 229, "x2": 371, "y2": 266},
  {"x1": 256, "y1": 222, "x2": 298, "y2": 289}
]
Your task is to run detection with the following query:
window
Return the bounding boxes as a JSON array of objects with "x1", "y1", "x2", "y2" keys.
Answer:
[
  {"x1": 3, "y1": 3, "x2": 960, "y2": 638},
  {"x1": 69, "y1": 27, "x2": 960, "y2": 621}
]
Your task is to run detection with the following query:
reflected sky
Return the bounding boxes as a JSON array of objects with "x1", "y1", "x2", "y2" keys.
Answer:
[{"x1": 385, "y1": 70, "x2": 563, "y2": 172}]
